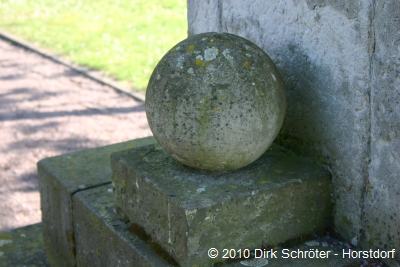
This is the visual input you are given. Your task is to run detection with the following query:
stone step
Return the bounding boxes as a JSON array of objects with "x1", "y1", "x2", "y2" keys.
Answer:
[
  {"x1": 71, "y1": 183, "x2": 362, "y2": 267},
  {"x1": 0, "y1": 209, "x2": 364, "y2": 267},
  {"x1": 37, "y1": 136, "x2": 158, "y2": 267},
  {"x1": 72, "y1": 184, "x2": 178, "y2": 266},
  {"x1": 34, "y1": 136, "x2": 362, "y2": 266},
  {"x1": 0, "y1": 223, "x2": 48, "y2": 266},
  {"x1": 111, "y1": 143, "x2": 333, "y2": 267}
]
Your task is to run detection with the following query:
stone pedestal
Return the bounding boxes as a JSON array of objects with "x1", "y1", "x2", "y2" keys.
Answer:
[
  {"x1": 34, "y1": 137, "x2": 366, "y2": 266},
  {"x1": 111, "y1": 143, "x2": 333, "y2": 266}
]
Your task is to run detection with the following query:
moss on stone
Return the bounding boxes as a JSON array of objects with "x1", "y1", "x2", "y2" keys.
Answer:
[{"x1": 146, "y1": 32, "x2": 286, "y2": 171}]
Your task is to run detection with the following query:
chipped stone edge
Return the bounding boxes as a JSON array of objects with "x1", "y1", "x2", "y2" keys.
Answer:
[{"x1": 0, "y1": 29, "x2": 145, "y2": 103}]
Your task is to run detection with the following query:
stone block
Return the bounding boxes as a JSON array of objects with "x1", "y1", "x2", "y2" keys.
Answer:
[
  {"x1": 71, "y1": 181, "x2": 357, "y2": 267},
  {"x1": 37, "y1": 136, "x2": 156, "y2": 267},
  {"x1": 72, "y1": 184, "x2": 177, "y2": 267},
  {"x1": 111, "y1": 143, "x2": 333, "y2": 266}
]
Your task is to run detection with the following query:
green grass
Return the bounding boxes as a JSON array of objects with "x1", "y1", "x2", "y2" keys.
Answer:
[{"x1": 0, "y1": 0, "x2": 187, "y2": 92}]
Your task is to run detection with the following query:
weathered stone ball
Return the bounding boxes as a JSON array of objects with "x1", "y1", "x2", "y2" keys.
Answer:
[{"x1": 146, "y1": 32, "x2": 286, "y2": 171}]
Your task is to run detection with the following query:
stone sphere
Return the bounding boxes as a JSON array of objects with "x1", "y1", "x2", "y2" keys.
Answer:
[{"x1": 146, "y1": 32, "x2": 286, "y2": 171}]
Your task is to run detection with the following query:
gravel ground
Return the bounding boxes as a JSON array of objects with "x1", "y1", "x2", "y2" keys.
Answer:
[{"x1": 0, "y1": 38, "x2": 152, "y2": 231}]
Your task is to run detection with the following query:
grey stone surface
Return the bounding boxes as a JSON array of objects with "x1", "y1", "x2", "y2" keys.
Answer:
[
  {"x1": 52, "y1": 168, "x2": 359, "y2": 267},
  {"x1": 34, "y1": 136, "x2": 357, "y2": 267},
  {"x1": 37, "y1": 136, "x2": 156, "y2": 267},
  {"x1": 188, "y1": 1, "x2": 400, "y2": 263},
  {"x1": 220, "y1": 243, "x2": 362, "y2": 267},
  {"x1": 0, "y1": 221, "x2": 364, "y2": 267},
  {"x1": 188, "y1": 0, "x2": 371, "y2": 245},
  {"x1": 146, "y1": 32, "x2": 286, "y2": 171},
  {"x1": 111, "y1": 143, "x2": 332, "y2": 267},
  {"x1": 361, "y1": 1, "x2": 400, "y2": 266},
  {"x1": 0, "y1": 223, "x2": 49, "y2": 267},
  {"x1": 73, "y1": 184, "x2": 178, "y2": 267},
  {"x1": 187, "y1": 0, "x2": 222, "y2": 34}
]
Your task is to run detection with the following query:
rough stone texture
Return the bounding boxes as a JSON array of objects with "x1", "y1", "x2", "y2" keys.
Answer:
[
  {"x1": 73, "y1": 184, "x2": 177, "y2": 267},
  {"x1": 38, "y1": 136, "x2": 156, "y2": 267},
  {"x1": 0, "y1": 223, "x2": 49, "y2": 267},
  {"x1": 146, "y1": 32, "x2": 286, "y2": 171},
  {"x1": 360, "y1": 1, "x2": 400, "y2": 266},
  {"x1": 0, "y1": 190, "x2": 368, "y2": 267},
  {"x1": 34, "y1": 136, "x2": 356, "y2": 267},
  {"x1": 111, "y1": 143, "x2": 332, "y2": 267},
  {"x1": 0, "y1": 143, "x2": 361, "y2": 267},
  {"x1": 188, "y1": 1, "x2": 400, "y2": 263},
  {"x1": 221, "y1": 243, "x2": 361, "y2": 267},
  {"x1": 188, "y1": 0, "x2": 372, "y2": 244}
]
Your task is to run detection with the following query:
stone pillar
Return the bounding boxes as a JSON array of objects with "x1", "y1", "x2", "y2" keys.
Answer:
[
  {"x1": 362, "y1": 2, "x2": 400, "y2": 267},
  {"x1": 187, "y1": 0, "x2": 400, "y2": 265}
]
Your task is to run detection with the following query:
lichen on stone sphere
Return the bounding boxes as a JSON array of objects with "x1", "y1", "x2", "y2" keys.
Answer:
[{"x1": 146, "y1": 32, "x2": 286, "y2": 171}]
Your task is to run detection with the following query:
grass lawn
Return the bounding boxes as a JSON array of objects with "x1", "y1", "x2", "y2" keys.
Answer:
[{"x1": 0, "y1": 0, "x2": 187, "y2": 92}]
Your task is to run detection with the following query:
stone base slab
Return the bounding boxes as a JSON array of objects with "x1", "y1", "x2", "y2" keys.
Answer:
[
  {"x1": 73, "y1": 184, "x2": 178, "y2": 266},
  {"x1": 111, "y1": 143, "x2": 333, "y2": 267},
  {"x1": 0, "y1": 223, "x2": 48, "y2": 266},
  {"x1": 0, "y1": 219, "x2": 368, "y2": 267},
  {"x1": 32, "y1": 137, "x2": 365, "y2": 266},
  {"x1": 37, "y1": 136, "x2": 157, "y2": 267}
]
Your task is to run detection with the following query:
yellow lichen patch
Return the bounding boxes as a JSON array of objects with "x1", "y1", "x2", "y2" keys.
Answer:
[
  {"x1": 121, "y1": 179, "x2": 126, "y2": 187},
  {"x1": 208, "y1": 40, "x2": 214, "y2": 45},
  {"x1": 369, "y1": 226, "x2": 373, "y2": 233},
  {"x1": 218, "y1": 96, "x2": 223, "y2": 101},
  {"x1": 187, "y1": 44, "x2": 195, "y2": 52},
  {"x1": 342, "y1": 216, "x2": 353, "y2": 225},
  {"x1": 231, "y1": 185, "x2": 237, "y2": 189},
  {"x1": 195, "y1": 59, "x2": 204, "y2": 67},
  {"x1": 205, "y1": 61, "x2": 211, "y2": 67},
  {"x1": 186, "y1": 74, "x2": 191, "y2": 78},
  {"x1": 370, "y1": 237, "x2": 376, "y2": 245},
  {"x1": 260, "y1": 180, "x2": 267, "y2": 184},
  {"x1": 274, "y1": 169, "x2": 283, "y2": 174},
  {"x1": 226, "y1": 41, "x2": 231, "y2": 46},
  {"x1": 0, "y1": 232, "x2": 12, "y2": 239},
  {"x1": 243, "y1": 61, "x2": 250, "y2": 68},
  {"x1": 213, "y1": 106, "x2": 220, "y2": 111}
]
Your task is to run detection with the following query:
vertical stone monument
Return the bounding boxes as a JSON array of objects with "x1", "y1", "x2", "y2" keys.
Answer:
[{"x1": 186, "y1": 2, "x2": 400, "y2": 266}]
